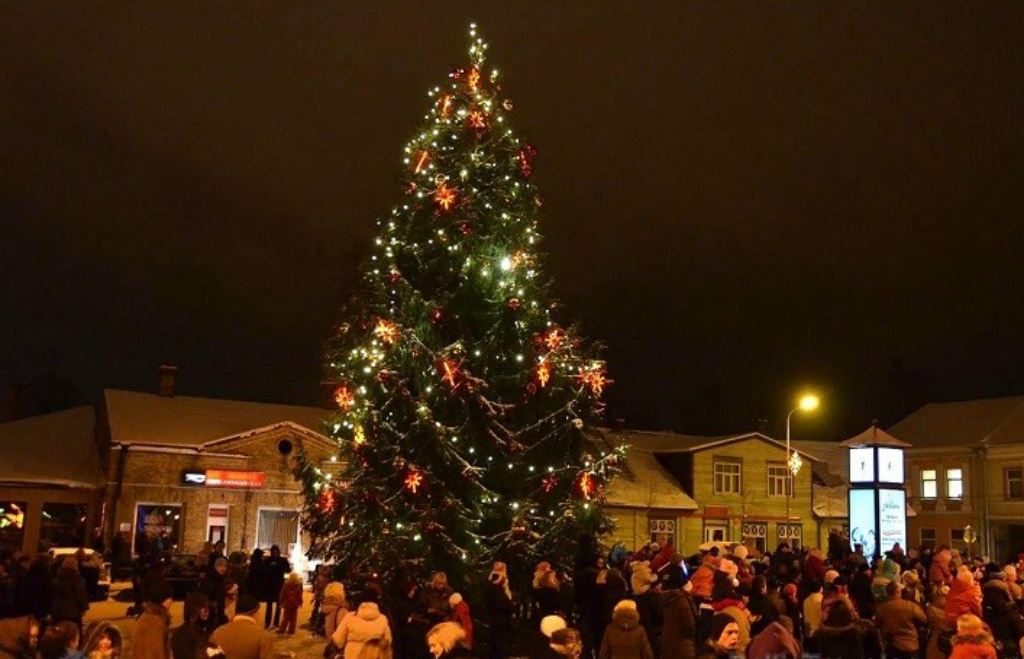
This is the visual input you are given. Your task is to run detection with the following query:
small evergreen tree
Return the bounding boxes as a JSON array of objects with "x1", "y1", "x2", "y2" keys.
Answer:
[{"x1": 295, "y1": 25, "x2": 622, "y2": 591}]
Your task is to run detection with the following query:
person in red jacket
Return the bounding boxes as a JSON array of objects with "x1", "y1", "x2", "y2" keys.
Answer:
[
  {"x1": 448, "y1": 593, "x2": 474, "y2": 648},
  {"x1": 949, "y1": 614, "x2": 997, "y2": 659},
  {"x1": 278, "y1": 572, "x2": 304, "y2": 634},
  {"x1": 945, "y1": 566, "x2": 982, "y2": 629}
]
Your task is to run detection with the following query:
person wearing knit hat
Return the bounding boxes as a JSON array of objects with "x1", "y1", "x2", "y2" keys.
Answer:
[
  {"x1": 210, "y1": 593, "x2": 274, "y2": 659},
  {"x1": 701, "y1": 613, "x2": 740, "y2": 659},
  {"x1": 824, "y1": 570, "x2": 840, "y2": 585},
  {"x1": 599, "y1": 601, "x2": 653, "y2": 659}
]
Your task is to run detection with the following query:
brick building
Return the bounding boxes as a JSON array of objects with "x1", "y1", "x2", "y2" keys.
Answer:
[{"x1": 99, "y1": 370, "x2": 335, "y2": 558}]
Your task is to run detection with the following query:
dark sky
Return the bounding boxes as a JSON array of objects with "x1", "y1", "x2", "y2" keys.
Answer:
[{"x1": 2, "y1": 4, "x2": 1023, "y2": 442}]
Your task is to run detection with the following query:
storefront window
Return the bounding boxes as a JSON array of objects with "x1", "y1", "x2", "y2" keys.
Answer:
[
  {"x1": 257, "y1": 509, "x2": 298, "y2": 551},
  {"x1": 135, "y1": 504, "x2": 183, "y2": 556},
  {"x1": 38, "y1": 503, "x2": 88, "y2": 551},
  {"x1": 0, "y1": 501, "x2": 27, "y2": 550}
]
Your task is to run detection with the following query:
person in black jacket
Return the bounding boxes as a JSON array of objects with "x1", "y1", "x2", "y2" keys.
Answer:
[
  {"x1": 51, "y1": 558, "x2": 89, "y2": 632},
  {"x1": 199, "y1": 558, "x2": 228, "y2": 627},
  {"x1": 659, "y1": 565, "x2": 697, "y2": 659},
  {"x1": 171, "y1": 592, "x2": 213, "y2": 659},
  {"x1": 262, "y1": 546, "x2": 290, "y2": 630},
  {"x1": 484, "y1": 566, "x2": 514, "y2": 659}
]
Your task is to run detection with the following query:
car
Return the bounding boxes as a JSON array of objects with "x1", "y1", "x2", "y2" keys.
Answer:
[
  {"x1": 48, "y1": 547, "x2": 111, "y2": 601},
  {"x1": 163, "y1": 553, "x2": 202, "y2": 600}
]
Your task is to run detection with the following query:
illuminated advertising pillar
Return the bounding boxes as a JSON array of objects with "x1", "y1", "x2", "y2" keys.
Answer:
[{"x1": 843, "y1": 427, "x2": 909, "y2": 560}]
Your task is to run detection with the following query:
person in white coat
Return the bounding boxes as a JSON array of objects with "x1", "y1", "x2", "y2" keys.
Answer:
[{"x1": 332, "y1": 589, "x2": 392, "y2": 659}]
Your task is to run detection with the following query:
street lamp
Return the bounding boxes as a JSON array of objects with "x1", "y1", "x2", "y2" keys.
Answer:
[{"x1": 784, "y1": 394, "x2": 819, "y2": 543}]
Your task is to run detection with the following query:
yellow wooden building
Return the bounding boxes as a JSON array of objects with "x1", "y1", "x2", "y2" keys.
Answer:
[{"x1": 601, "y1": 429, "x2": 823, "y2": 556}]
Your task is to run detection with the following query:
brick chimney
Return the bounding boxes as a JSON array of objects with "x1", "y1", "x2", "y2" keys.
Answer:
[
  {"x1": 3, "y1": 382, "x2": 29, "y2": 421},
  {"x1": 157, "y1": 365, "x2": 178, "y2": 397}
]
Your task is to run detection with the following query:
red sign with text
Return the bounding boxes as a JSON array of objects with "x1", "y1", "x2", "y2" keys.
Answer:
[{"x1": 205, "y1": 470, "x2": 266, "y2": 489}]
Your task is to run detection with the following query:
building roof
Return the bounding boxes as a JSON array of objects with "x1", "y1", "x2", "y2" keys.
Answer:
[
  {"x1": 840, "y1": 425, "x2": 911, "y2": 448},
  {"x1": 611, "y1": 429, "x2": 822, "y2": 462},
  {"x1": 603, "y1": 447, "x2": 698, "y2": 510},
  {"x1": 888, "y1": 395, "x2": 1024, "y2": 448},
  {"x1": 791, "y1": 440, "x2": 850, "y2": 486},
  {"x1": 0, "y1": 406, "x2": 105, "y2": 488},
  {"x1": 104, "y1": 388, "x2": 330, "y2": 447}
]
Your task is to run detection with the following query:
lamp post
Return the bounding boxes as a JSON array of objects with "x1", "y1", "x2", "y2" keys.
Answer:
[{"x1": 784, "y1": 394, "x2": 819, "y2": 545}]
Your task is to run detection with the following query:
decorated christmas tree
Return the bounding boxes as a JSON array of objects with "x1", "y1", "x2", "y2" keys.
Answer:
[{"x1": 296, "y1": 25, "x2": 623, "y2": 590}]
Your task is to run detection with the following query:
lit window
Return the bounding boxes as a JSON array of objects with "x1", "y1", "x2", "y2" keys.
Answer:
[
  {"x1": 1006, "y1": 468, "x2": 1023, "y2": 500},
  {"x1": 921, "y1": 469, "x2": 937, "y2": 499},
  {"x1": 713, "y1": 461, "x2": 741, "y2": 495},
  {"x1": 767, "y1": 464, "x2": 790, "y2": 497},
  {"x1": 947, "y1": 468, "x2": 963, "y2": 500}
]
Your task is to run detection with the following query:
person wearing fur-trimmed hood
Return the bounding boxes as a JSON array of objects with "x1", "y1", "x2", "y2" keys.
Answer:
[{"x1": 598, "y1": 600, "x2": 652, "y2": 659}]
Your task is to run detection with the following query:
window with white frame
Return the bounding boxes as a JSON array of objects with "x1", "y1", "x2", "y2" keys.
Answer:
[
  {"x1": 921, "y1": 469, "x2": 938, "y2": 499},
  {"x1": 1006, "y1": 468, "x2": 1023, "y2": 500},
  {"x1": 947, "y1": 468, "x2": 963, "y2": 500},
  {"x1": 713, "y1": 460, "x2": 741, "y2": 495},
  {"x1": 767, "y1": 464, "x2": 790, "y2": 497}
]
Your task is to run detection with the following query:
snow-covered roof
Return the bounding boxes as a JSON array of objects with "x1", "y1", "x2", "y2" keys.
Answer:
[
  {"x1": 105, "y1": 389, "x2": 330, "y2": 447},
  {"x1": 611, "y1": 429, "x2": 822, "y2": 462},
  {"x1": 841, "y1": 425, "x2": 911, "y2": 448},
  {"x1": 604, "y1": 447, "x2": 698, "y2": 510},
  {"x1": 790, "y1": 440, "x2": 849, "y2": 486},
  {"x1": 889, "y1": 395, "x2": 1024, "y2": 448},
  {"x1": 0, "y1": 406, "x2": 104, "y2": 488}
]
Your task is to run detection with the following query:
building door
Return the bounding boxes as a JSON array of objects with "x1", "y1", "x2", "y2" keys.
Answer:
[
  {"x1": 207, "y1": 505, "x2": 229, "y2": 545},
  {"x1": 703, "y1": 521, "x2": 728, "y2": 544},
  {"x1": 256, "y1": 508, "x2": 299, "y2": 551}
]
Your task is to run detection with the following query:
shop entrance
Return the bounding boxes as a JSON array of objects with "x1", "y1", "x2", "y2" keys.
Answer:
[{"x1": 207, "y1": 505, "x2": 229, "y2": 544}]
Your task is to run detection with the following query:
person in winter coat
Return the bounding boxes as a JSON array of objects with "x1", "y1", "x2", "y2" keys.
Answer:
[
  {"x1": 427, "y1": 621, "x2": 468, "y2": 659},
  {"x1": 39, "y1": 621, "x2": 83, "y2": 659},
  {"x1": 931, "y1": 549, "x2": 955, "y2": 595},
  {"x1": 534, "y1": 565, "x2": 562, "y2": 623},
  {"x1": 278, "y1": 573, "x2": 304, "y2": 635},
  {"x1": 747, "y1": 621, "x2": 801, "y2": 659},
  {"x1": 0, "y1": 616, "x2": 40, "y2": 659},
  {"x1": 332, "y1": 589, "x2": 393, "y2": 659},
  {"x1": 549, "y1": 628, "x2": 583, "y2": 659},
  {"x1": 1000, "y1": 566, "x2": 1022, "y2": 602},
  {"x1": 323, "y1": 580, "x2": 349, "y2": 639},
  {"x1": 659, "y1": 565, "x2": 697, "y2": 659},
  {"x1": 946, "y1": 566, "x2": 983, "y2": 629},
  {"x1": 980, "y1": 568, "x2": 1022, "y2": 659},
  {"x1": 132, "y1": 583, "x2": 173, "y2": 659},
  {"x1": 447, "y1": 593, "x2": 473, "y2": 649},
  {"x1": 631, "y1": 562, "x2": 657, "y2": 597},
  {"x1": 599, "y1": 600, "x2": 653, "y2": 659},
  {"x1": 262, "y1": 546, "x2": 290, "y2": 630},
  {"x1": 949, "y1": 614, "x2": 998, "y2": 659},
  {"x1": 51, "y1": 557, "x2": 90, "y2": 630},
  {"x1": 598, "y1": 570, "x2": 629, "y2": 631},
  {"x1": 696, "y1": 614, "x2": 738, "y2": 659},
  {"x1": 875, "y1": 581, "x2": 926, "y2": 659},
  {"x1": 210, "y1": 594, "x2": 274, "y2": 659},
  {"x1": 816, "y1": 598, "x2": 864, "y2": 659},
  {"x1": 201, "y1": 557, "x2": 230, "y2": 628},
  {"x1": 171, "y1": 592, "x2": 214, "y2": 659},
  {"x1": 484, "y1": 567, "x2": 513, "y2": 659},
  {"x1": 424, "y1": 573, "x2": 454, "y2": 626},
  {"x1": 244, "y1": 549, "x2": 266, "y2": 601},
  {"x1": 748, "y1": 576, "x2": 780, "y2": 638}
]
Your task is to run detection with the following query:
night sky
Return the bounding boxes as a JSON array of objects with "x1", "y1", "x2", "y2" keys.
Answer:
[{"x1": 2, "y1": 4, "x2": 1022, "y2": 442}]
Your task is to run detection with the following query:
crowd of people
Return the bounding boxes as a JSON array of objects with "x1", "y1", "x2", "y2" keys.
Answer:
[{"x1": 4, "y1": 533, "x2": 1024, "y2": 659}]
